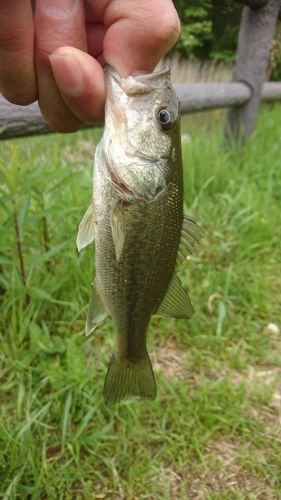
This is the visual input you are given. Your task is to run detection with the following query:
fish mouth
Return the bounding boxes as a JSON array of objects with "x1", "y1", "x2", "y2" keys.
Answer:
[
  {"x1": 106, "y1": 65, "x2": 169, "y2": 79},
  {"x1": 132, "y1": 66, "x2": 170, "y2": 82},
  {"x1": 105, "y1": 65, "x2": 171, "y2": 95}
]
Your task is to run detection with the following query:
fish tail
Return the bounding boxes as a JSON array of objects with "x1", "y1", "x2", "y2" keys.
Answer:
[{"x1": 103, "y1": 352, "x2": 157, "y2": 405}]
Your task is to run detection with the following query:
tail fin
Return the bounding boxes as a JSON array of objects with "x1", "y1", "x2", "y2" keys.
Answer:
[{"x1": 103, "y1": 352, "x2": 157, "y2": 405}]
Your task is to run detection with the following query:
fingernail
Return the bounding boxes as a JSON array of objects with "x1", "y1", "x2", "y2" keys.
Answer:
[
  {"x1": 50, "y1": 52, "x2": 84, "y2": 96},
  {"x1": 40, "y1": 0, "x2": 77, "y2": 18}
]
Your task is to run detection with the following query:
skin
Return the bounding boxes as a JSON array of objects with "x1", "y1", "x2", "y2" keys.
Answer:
[{"x1": 0, "y1": 0, "x2": 180, "y2": 132}]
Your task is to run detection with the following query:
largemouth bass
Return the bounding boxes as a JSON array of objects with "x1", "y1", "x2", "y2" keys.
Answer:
[{"x1": 77, "y1": 66, "x2": 200, "y2": 404}]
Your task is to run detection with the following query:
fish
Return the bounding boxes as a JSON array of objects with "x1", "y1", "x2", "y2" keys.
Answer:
[{"x1": 77, "y1": 65, "x2": 201, "y2": 404}]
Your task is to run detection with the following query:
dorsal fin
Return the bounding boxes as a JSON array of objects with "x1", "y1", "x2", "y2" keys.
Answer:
[{"x1": 177, "y1": 215, "x2": 202, "y2": 268}]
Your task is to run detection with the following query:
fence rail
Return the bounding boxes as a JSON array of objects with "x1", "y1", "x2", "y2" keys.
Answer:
[
  {"x1": 176, "y1": 82, "x2": 281, "y2": 112},
  {"x1": 1, "y1": 81, "x2": 281, "y2": 140}
]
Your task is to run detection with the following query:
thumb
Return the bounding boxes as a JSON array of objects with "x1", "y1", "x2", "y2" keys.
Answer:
[{"x1": 50, "y1": 47, "x2": 105, "y2": 122}]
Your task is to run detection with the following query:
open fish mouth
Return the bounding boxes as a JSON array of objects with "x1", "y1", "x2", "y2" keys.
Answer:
[
  {"x1": 105, "y1": 65, "x2": 171, "y2": 96},
  {"x1": 132, "y1": 66, "x2": 170, "y2": 82}
]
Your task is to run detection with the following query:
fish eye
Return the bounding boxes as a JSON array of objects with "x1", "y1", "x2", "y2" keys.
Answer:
[{"x1": 157, "y1": 108, "x2": 175, "y2": 131}]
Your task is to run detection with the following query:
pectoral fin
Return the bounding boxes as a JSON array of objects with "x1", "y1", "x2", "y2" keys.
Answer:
[
  {"x1": 86, "y1": 279, "x2": 108, "y2": 337},
  {"x1": 110, "y1": 209, "x2": 125, "y2": 261},
  {"x1": 76, "y1": 202, "x2": 95, "y2": 252},
  {"x1": 156, "y1": 274, "x2": 194, "y2": 319}
]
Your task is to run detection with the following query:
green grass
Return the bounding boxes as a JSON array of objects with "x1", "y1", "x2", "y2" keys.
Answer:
[{"x1": 0, "y1": 105, "x2": 281, "y2": 499}]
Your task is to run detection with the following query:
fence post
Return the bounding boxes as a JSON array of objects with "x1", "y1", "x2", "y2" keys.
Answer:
[{"x1": 225, "y1": 0, "x2": 281, "y2": 143}]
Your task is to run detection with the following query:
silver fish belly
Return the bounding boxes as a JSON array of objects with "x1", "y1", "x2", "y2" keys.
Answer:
[{"x1": 77, "y1": 66, "x2": 201, "y2": 404}]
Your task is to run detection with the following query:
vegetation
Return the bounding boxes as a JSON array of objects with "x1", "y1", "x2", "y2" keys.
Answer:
[
  {"x1": 0, "y1": 102, "x2": 280, "y2": 498},
  {"x1": 173, "y1": 0, "x2": 281, "y2": 79},
  {"x1": 173, "y1": 0, "x2": 242, "y2": 61}
]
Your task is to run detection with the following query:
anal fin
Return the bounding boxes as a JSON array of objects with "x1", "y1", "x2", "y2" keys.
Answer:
[{"x1": 156, "y1": 274, "x2": 194, "y2": 319}]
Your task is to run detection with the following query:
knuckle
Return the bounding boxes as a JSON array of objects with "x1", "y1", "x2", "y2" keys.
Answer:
[
  {"x1": 107, "y1": 0, "x2": 180, "y2": 50},
  {"x1": 150, "y1": 11, "x2": 180, "y2": 48},
  {"x1": 36, "y1": 28, "x2": 85, "y2": 58}
]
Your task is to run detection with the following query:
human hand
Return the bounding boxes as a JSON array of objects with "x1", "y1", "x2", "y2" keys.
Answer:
[{"x1": 0, "y1": 0, "x2": 180, "y2": 132}]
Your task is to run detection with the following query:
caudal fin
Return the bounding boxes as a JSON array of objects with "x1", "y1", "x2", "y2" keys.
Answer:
[{"x1": 103, "y1": 352, "x2": 157, "y2": 405}]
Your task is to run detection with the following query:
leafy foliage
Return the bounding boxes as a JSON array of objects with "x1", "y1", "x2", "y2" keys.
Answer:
[
  {"x1": 173, "y1": 1, "x2": 281, "y2": 78},
  {"x1": 173, "y1": 0, "x2": 242, "y2": 61},
  {"x1": 173, "y1": 1, "x2": 213, "y2": 57}
]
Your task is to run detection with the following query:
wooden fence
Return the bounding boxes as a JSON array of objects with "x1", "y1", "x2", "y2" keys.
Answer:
[{"x1": 0, "y1": 0, "x2": 281, "y2": 142}]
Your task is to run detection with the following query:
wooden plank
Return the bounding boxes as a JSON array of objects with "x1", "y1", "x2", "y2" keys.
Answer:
[
  {"x1": 1, "y1": 81, "x2": 281, "y2": 140},
  {"x1": 225, "y1": 0, "x2": 281, "y2": 142}
]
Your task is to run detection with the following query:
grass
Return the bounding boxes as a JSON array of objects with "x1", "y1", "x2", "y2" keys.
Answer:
[{"x1": 0, "y1": 103, "x2": 281, "y2": 499}]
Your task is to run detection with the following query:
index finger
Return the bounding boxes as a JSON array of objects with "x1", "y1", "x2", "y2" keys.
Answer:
[{"x1": 0, "y1": 0, "x2": 36, "y2": 105}]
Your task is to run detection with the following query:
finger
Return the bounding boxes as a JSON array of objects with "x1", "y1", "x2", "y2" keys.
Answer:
[
  {"x1": 86, "y1": 23, "x2": 105, "y2": 58},
  {"x1": 0, "y1": 0, "x2": 36, "y2": 105},
  {"x1": 50, "y1": 47, "x2": 105, "y2": 122},
  {"x1": 35, "y1": 0, "x2": 87, "y2": 132},
  {"x1": 88, "y1": 0, "x2": 180, "y2": 76}
]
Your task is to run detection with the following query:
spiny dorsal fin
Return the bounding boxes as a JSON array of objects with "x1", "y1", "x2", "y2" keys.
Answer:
[
  {"x1": 177, "y1": 215, "x2": 202, "y2": 268},
  {"x1": 110, "y1": 209, "x2": 126, "y2": 262},
  {"x1": 156, "y1": 274, "x2": 194, "y2": 319},
  {"x1": 86, "y1": 279, "x2": 108, "y2": 337},
  {"x1": 76, "y1": 202, "x2": 95, "y2": 252}
]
